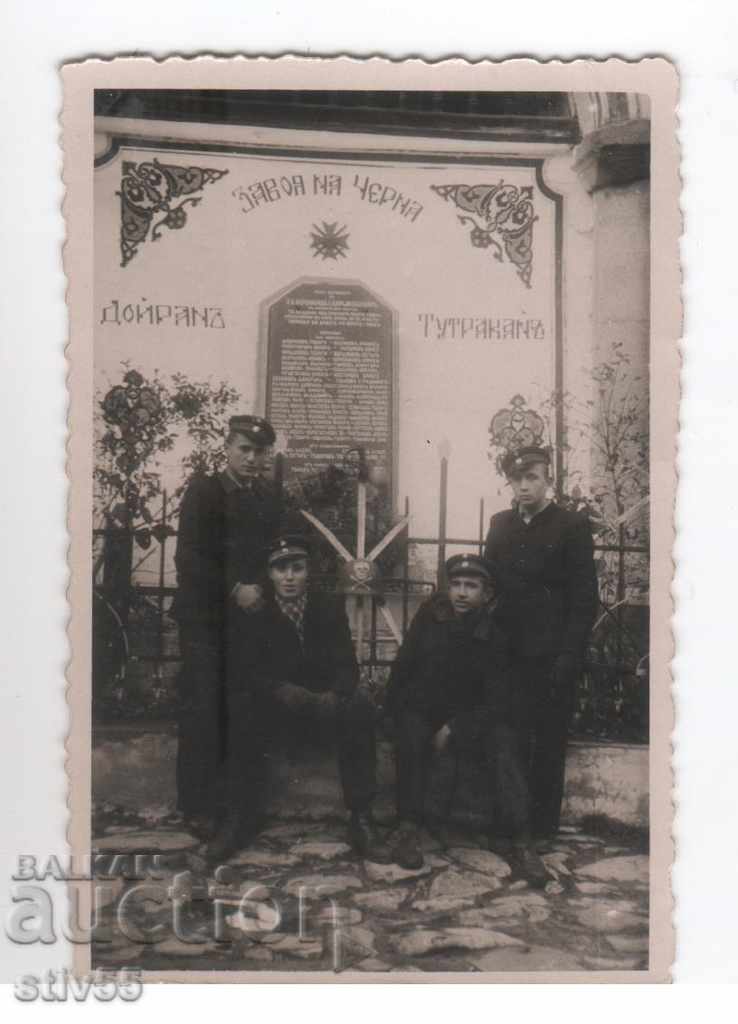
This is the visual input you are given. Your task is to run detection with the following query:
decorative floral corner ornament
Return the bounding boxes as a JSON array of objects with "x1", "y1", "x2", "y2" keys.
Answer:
[
  {"x1": 118, "y1": 159, "x2": 229, "y2": 267},
  {"x1": 430, "y1": 182, "x2": 537, "y2": 287},
  {"x1": 488, "y1": 394, "x2": 545, "y2": 472}
]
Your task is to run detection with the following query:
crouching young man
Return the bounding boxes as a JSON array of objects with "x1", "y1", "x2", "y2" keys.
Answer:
[
  {"x1": 208, "y1": 533, "x2": 392, "y2": 865},
  {"x1": 385, "y1": 553, "x2": 548, "y2": 886}
]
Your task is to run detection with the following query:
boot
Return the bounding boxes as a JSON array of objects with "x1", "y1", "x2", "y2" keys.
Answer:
[
  {"x1": 427, "y1": 822, "x2": 450, "y2": 851},
  {"x1": 186, "y1": 813, "x2": 216, "y2": 842},
  {"x1": 206, "y1": 814, "x2": 252, "y2": 866},
  {"x1": 509, "y1": 842, "x2": 550, "y2": 889},
  {"x1": 390, "y1": 820, "x2": 424, "y2": 870},
  {"x1": 487, "y1": 834, "x2": 515, "y2": 860},
  {"x1": 348, "y1": 812, "x2": 393, "y2": 864}
]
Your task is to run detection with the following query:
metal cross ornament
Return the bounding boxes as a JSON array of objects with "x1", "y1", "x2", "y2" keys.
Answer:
[{"x1": 300, "y1": 451, "x2": 409, "y2": 659}]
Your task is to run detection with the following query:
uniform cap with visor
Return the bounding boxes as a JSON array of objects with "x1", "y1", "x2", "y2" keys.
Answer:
[
  {"x1": 228, "y1": 414, "x2": 276, "y2": 447},
  {"x1": 445, "y1": 553, "x2": 493, "y2": 583},
  {"x1": 266, "y1": 533, "x2": 311, "y2": 569},
  {"x1": 501, "y1": 445, "x2": 552, "y2": 477}
]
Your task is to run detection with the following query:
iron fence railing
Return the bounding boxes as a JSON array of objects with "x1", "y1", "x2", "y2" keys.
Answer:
[{"x1": 93, "y1": 459, "x2": 649, "y2": 742}]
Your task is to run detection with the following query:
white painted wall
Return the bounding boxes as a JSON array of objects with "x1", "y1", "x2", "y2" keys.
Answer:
[{"x1": 94, "y1": 120, "x2": 597, "y2": 577}]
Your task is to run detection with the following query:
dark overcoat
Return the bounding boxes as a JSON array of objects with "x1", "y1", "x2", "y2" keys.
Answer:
[
  {"x1": 171, "y1": 472, "x2": 281, "y2": 628},
  {"x1": 483, "y1": 502, "x2": 598, "y2": 661},
  {"x1": 385, "y1": 594, "x2": 515, "y2": 736},
  {"x1": 232, "y1": 591, "x2": 359, "y2": 701}
]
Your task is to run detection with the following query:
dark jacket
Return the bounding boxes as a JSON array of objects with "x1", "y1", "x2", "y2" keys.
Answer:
[
  {"x1": 385, "y1": 594, "x2": 515, "y2": 738},
  {"x1": 171, "y1": 471, "x2": 281, "y2": 628},
  {"x1": 234, "y1": 591, "x2": 359, "y2": 701},
  {"x1": 483, "y1": 502, "x2": 598, "y2": 661}
]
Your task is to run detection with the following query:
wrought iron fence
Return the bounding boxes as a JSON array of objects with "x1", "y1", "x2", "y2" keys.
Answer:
[{"x1": 92, "y1": 456, "x2": 649, "y2": 743}]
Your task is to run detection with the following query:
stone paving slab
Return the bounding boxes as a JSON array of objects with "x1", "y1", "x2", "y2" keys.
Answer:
[
  {"x1": 456, "y1": 909, "x2": 522, "y2": 930},
  {"x1": 229, "y1": 849, "x2": 301, "y2": 869},
  {"x1": 90, "y1": 806, "x2": 650, "y2": 975},
  {"x1": 428, "y1": 868, "x2": 502, "y2": 900},
  {"x1": 541, "y1": 852, "x2": 573, "y2": 877},
  {"x1": 285, "y1": 873, "x2": 363, "y2": 896},
  {"x1": 576, "y1": 854, "x2": 649, "y2": 885},
  {"x1": 258, "y1": 822, "x2": 315, "y2": 841},
  {"x1": 352, "y1": 957, "x2": 393, "y2": 973},
  {"x1": 477, "y1": 891, "x2": 551, "y2": 923},
  {"x1": 412, "y1": 896, "x2": 475, "y2": 915},
  {"x1": 93, "y1": 830, "x2": 200, "y2": 852},
  {"x1": 605, "y1": 933, "x2": 650, "y2": 955},
  {"x1": 573, "y1": 903, "x2": 647, "y2": 935},
  {"x1": 267, "y1": 934, "x2": 324, "y2": 959},
  {"x1": 364, "y1": 861, "x2": 433, "y2": 884},
  {"x1": 391, "y1": 927, "x2": 526, "y2": 957},
  {"x1": 234, "y1": 944, "x2": 275, "y2": 963},
  {"x1": 575, "y1": 880, "x2": 614, "y2": 896},
  {"x1": 319, "y1": 909, "x2": 364, "y2": 929},
  {"x1": 446, "y1": 848, "x2": 511, "y2": 877},
  {"x1": 581, "y1": 954, "x2": 646, "y2": 971},
  {"x1": 153, "y1": 937, "x2": 219, "y2": 958},
  {"x1": 354, "y1": 889, "x2": 408, "y2": 913},
  {"x1": 544, "y1": 880, "x2": 565, "y2": 896},
  {"x1": 289, "y1": 841, "x2": 352, "y2": 861},
  {"x1": 471, "y1": 945, "x2": 584, "y2": 972},
  {"x1": 339, "y1": 924, "x2": 378, "y2": 957}
]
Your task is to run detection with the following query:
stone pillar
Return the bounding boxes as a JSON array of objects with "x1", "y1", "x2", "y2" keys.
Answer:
[
  {"x1": 94, "y1": 131, "x2": 112, "y2": 161},
  {"x1": 541, "y1": 150, "x2": 596, "y2": 493},
  {"x1": 571, "y1": 99, "x2": 650, "y2": 380},
  {"x1": 570, "y1": 96, "x2": 651, "y2": 609}
]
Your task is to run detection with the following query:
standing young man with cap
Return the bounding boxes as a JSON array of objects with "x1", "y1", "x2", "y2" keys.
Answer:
[
  {"x1": 483, "y1": 446, "x2": 598, "y2": 842},
  {"x1": 209, "y1": 533, "x2": 392, "y2": 864},
  {"x1": 384, "y1": 553, "x2": 549, "y2": 881},
  {"x1": 171, "y1": 414, "x2": 281, "y2": 840}
]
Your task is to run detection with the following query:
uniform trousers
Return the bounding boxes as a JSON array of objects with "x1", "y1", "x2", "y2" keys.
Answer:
[
  {"x1": 175, "y1": 622, "x2": 226, "y2": 820},
  {"x1": 492, "y1": 655, "x2": 575, "y2": 839},
  {"x1": 395, "y1": 707, "x2": 505, "y2": 828},
  {"x1": 224, "y1": 687, "x2": 378, "y2": 821},
  {"x1": 396, "y1": 660, "x2": 574, "y2": 839}
]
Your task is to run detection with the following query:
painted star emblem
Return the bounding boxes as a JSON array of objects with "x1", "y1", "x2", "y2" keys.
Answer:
[{"x1": 309, "y1": 221, "x2": 350, "y2": 261}]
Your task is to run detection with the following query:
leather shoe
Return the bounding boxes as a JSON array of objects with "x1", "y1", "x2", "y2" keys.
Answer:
[
  {"x1": 390, "y1": 821, "x2": 424, "y2": 870},
  {"x1": 509, "y1": 843, "x2": 550, "y2": 889},
  {"x1": 186, "y1": 814, "x2": 216, "y2": 841},
  {"x1": 206, "y1": 815, "x2": 257, "y2": 866},
  {"x1": 349, "y1": 813, "x2": 393, "y2": 864},
  {"x1": 428, "y1": 823, "x2": 450, "y2": 851}
]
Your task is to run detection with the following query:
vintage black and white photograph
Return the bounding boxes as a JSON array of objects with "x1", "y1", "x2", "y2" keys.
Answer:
[{"x1": 62, "y1": 58, "x2": 678, "y2": 982}]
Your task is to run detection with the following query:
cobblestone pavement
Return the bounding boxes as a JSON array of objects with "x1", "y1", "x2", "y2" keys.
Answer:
[{"x1": 91, "y1": 806, "x2": 649, "y2": 975}]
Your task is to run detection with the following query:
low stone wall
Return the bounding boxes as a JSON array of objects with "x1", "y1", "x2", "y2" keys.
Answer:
[
  {"x1": 92, "y1": 723, "x2": 648, "y2": 829},
  {"x1": 562, "y1": 742, "x2": 649, "y2": 828}
]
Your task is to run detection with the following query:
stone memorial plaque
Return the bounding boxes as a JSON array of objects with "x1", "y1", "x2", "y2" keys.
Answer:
[{"x1": 265, "y1": 280, "x2": 395, "y2": 494}]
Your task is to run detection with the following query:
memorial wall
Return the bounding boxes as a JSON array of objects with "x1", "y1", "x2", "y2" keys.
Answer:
[{"x1": 93, "y1": 121, "x2": 593, "y2": 562}]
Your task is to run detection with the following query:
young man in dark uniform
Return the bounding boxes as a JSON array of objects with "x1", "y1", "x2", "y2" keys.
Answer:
[
  {"x1": 483, "y1": 446, "x2": 598, "y2": 841},
  {"x1": 210, "y1": 534, "x2": 392, "y2": 864},
  {"x1": 171, "y1": 415, "x2": 281, "y2": 840},
  {"x1": 385, "y1": 553, "x2": 547, "y2": 882}
]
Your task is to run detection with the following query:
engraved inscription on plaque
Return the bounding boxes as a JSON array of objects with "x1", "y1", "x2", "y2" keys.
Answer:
[{"x1": 265, "y1": 280, "x2": 395, "y2": 493}]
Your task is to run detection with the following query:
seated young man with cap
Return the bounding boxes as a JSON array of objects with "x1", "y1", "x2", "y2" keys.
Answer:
[
  {"x1": 208, "y1": 533, "x2": 392, "y2": 865},
  {"x1": 385, "y1": 553, "x2": 549, "y2": 885}
]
